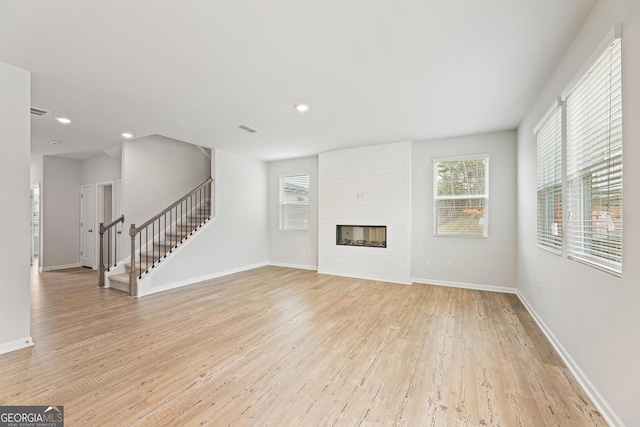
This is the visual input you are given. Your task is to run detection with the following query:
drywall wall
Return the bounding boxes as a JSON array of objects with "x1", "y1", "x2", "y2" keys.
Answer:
[
  {"x1": 412, "y1": 130, "x2": 517, "y2": 290},
  {"x1": 268, "y1": 156, "x2": 318, "y2": 269},
  {"x1": 30, "y1": 157, "x2": 43, "y2": 184},
  {"x1": 517, "y1": 1, "x2": 640, "y2": 425},
  {"x1": 81, "y1": 153, "x2": 121, "y2": 185},
  {"x1": 318, "y1": 141, "x2": 412, "y2": 284},
  {"x1": 0, "y1": 61, "x2": 31, "y2": 354},
  {"x1": 122, "y1": 135, "x2": 210, "y2": 228},
  {"x1": 41, "y1": 156, "x2": 82, "y2": 270},
  {"x1": 138, "y1": 149, "x2": 269, "y2": 296}
]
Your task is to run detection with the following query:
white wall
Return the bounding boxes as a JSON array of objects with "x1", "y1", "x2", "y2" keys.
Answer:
[
  {"x1": 122, "y1": 135, "x2": 210, "y2": 228},
  {"x1": 41, "y1": 156, "x2": 82, "y2": 270},
  {"x1": 30, "y1": 157, "x2": 43, "y2": 184},
  {"x1": 268, "y1": 156, "x2": 318, "y2": 270},
  {"x1": 517, "y1": 1, "x2": 640, "y2": 425},
  {"x1": 138, "y1": 149, "x2": 269, "y2": 296},
  {"x1": 318, "y1": 141, "x2": 412, "y2": 284},
  {"x1": 412, "y1": 130, "x2": 517, "y2": 290},
  {"x1": 81, "y1": 153, "x2": 121, "y2": 185},
  {"x1": 0, "y1": 61, "x2": 32, "y2": 354}
]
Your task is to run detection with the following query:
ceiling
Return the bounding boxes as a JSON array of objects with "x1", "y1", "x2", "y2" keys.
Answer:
[{"x1": 0, "y1": 0, "x2": 596, "y2": 162}]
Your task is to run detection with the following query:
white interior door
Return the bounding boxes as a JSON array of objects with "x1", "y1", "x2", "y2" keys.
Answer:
[{"x1": 81, "y1": 184, "x2": 95, "y2": 268}]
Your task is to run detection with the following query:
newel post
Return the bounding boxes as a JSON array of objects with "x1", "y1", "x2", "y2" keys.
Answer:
[
  {"x1": 98, "y1": 222, "x2": 106, "y2": 287},
  {"x1": 129, "y1": 224, "x2": 138, "y2": 297}
]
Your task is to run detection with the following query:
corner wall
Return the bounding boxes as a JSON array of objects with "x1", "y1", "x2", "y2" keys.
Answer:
[
  {"x1": 122, "y1": 135, "x2": 210, "y2": 228},
  {"x1": 0, "y1": 61, "x2": 31, "y2": 354},
  {"x1": 41, "y1": 156, "x2": 82, "y2": 270},
  {"x1": 411, "y1": 130, "x2": 517, "y2": 290},
  {"x1": 138, "y1": 149, "x2": 269, "y2": 296},
  {"x1": 268, "y1": 156, "x2": 318, "y2": 270},
  {"x1": 516, "y1": 1, "x2": 640, "y2": 425}
]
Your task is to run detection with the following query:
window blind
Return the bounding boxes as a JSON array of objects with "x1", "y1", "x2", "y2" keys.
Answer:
[
  {"x1": 565, "y1": 37, "x2": 622, "y2": 276},
  {"x1": 535, "y1": 104, "x2": 563, "y2": 254},
  {"x1": 433, "y1": 155, "x2": 489, "y2": 237},
  {"x1": 279, "y1": 174, "x2": 310, "y2": 231}
]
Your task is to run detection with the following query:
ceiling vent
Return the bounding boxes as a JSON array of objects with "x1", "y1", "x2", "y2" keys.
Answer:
[
  {"x1": 238, "y1": 124, "x2": 259, "y2": 134},
  {"x1": 30, "y1": 107, "x2": 49, "y2": 117}
]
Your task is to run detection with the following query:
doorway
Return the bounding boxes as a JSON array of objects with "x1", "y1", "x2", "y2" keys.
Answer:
[
  {"x1": 97, "y1": 182, "x2": 114, "y2": 267},
  {"x1": 80, "y1": 184, "x2": 95, "y2": 268}
]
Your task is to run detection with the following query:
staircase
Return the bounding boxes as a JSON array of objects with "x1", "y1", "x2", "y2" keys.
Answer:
[{"x1": 105, "y1": 178, "x2": 212, "y2": 296}]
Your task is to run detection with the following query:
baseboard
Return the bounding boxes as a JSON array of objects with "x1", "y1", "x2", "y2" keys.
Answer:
[
  {"x1": 0, "y1": 336, "x2": 34, "y2": 355},
  {"x1": 138, "y1": 262, "x2": 270, "y2": 297},
  {"x1": 411, "y1": 277, "x2": 518, "y2": 294},
  {"x1": 268, "y1": 262, "x2": 317, "y2": 271},
  {"x1": 516, "y1": 291, "x2": 624, "y2": 427},
  {"x1": 40, "y1": 263, "x2": 82, "y2": 272}
]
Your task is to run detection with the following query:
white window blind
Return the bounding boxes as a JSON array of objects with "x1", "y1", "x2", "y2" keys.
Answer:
[
  {"x1": 279, "y1": 174, "x2": 310, "y2": 231},
  {"x1": 565, "y1": 37, "x2": 622, "y2": 276},
  {"x1": 433, "y1": 155, "x2": 489, "y2": 237},
  {"x1": 535, "y1": 104, "x2": 563, "y2": 254}
]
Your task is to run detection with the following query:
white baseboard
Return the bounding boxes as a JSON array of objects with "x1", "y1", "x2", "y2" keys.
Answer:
[
  {"x1": 268, "y1": 262, "x2": 318, "y2": 271},
  {"x1": 411, "y1": 278, "x2": 623, "y2": 425},
  {"x1": 138, "y1": 262, "x2": 270, "y2": 297},
  {"x1": 516, "y1": 291, "x2": 624, "y2": 427},
  {"x1": 40, "y1": 263, "x2": 82, "y2": 272},
  {"x1": 0, "y1": 336, "x2": 34, "y2": 355},
  {"x1": 412, "y1": 277, "x2": 518, "y2": 294}
]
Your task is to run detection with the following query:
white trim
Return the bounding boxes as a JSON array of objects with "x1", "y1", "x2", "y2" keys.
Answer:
[
  {"x1": 40, "y1": 263, "x2": 83, "y2": 272},
  {"x1": 268, "y1": 262, "x2": 317, "y2": 271},
  {"x1": 0, "y1": 336, "x2": 34, "y2": 355},
  {"x1": 411, "y1": 277, "x2": 518, "y2": 294},
  {"x1": 431, "y1": 152, "x2": 490, "y2": 164},
  {"x1": 516, "y1": 291, "x2": 625, "y2": 427},
  {"x1": 409, "y1": 277, "x2": 623, "y2": 426},
  {"x1": 561, "y1": 24, "x2": 622, "y2": 100},
  {"x1": 533, "y1": 98, "x2": 562, "y2": 135},
  {"x1": 138, "y1": 262, "x2": 269, "y2": 297}
]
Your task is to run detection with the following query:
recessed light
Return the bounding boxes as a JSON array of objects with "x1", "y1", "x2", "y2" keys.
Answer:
[
  {"x1": 122, "y1": 132, "x2": 133, "y2": 139},
  {"x1": 54, "y1": 117, "x2": 71, "y2": 124},
  {"x1": 49, "y1": 140, "x2": 61, "y2": 145},
  {"x1": 295, "y1": 103, "x2": 310, "y2": 113}
]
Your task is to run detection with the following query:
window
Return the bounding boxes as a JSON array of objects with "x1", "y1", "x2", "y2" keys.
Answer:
[
  {"x1": 433, "y1": 155, "x2": 489, "y2": 237},
  {"x1": 564, "y1": 36, "x2": 622, "y2": 276},
  {"x1": 535, "y1": 103, "x2": 563, "y2": 254},
  {"x1": 279, "y1": 174, "x2": 310, "y2": 231}
]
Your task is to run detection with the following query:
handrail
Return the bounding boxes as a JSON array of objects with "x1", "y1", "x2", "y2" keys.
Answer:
[
  {"x1": 103, "y1": 214, "x2": 125, "y2": 230},
  {"x1": 134, "y1": 178, "x2": 212, "y2": 233},
  {"x1": 98, "y1": 214, "x2": 125, "y2": 287},
  {"x1": 128, "y1": 177, "x2": 213, "y2": 296}
]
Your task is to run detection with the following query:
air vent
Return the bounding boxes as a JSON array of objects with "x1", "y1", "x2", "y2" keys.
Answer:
[
  {"x1": 238, "y1": 124, "x2": 259, "y2": 133},
  {"x1": 30, "y1": 107, "x2": 49, "y2": 117}
]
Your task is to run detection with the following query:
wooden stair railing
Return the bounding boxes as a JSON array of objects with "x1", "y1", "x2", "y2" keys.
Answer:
[
  {"x1": 126, "y1": 178, "x2": 213, "y2": 296},
  {"x1": 98, "y1": 214, "x2": 125, "y2": 287}
]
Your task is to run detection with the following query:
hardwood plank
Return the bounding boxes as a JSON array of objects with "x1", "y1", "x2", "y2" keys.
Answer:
[{"x1": 0, "y1": 265, "x2": 607, "y2": 426}]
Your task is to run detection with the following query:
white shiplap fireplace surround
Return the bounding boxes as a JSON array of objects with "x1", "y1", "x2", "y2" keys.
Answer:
[{"x1": 318, "y1": 141, "x2": 412, "y2": 284}]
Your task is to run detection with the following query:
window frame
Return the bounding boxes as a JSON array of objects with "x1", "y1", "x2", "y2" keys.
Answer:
[
  {"x1": 432, "y1": 154, "x2": 490, "y2": 238},
  {"x1": 534, "y1": 101, "x2": 563, "y2": 255},
  {"x1": 279, "y1": 173, "x2": 310, "y2": 232},
  {"x1": 563, "y1": 34, "x2": 622, "y2": 277}
]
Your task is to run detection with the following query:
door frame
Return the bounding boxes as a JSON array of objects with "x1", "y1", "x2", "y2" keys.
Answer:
[
  {"x1": 80, "y1": 184, "x2": 96, "y2": 268},
  {"x1": 96, "y1": 181, "x2": 116, "y2": 268}
]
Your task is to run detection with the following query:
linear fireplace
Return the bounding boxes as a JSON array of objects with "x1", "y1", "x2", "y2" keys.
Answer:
[{"x1": 336, "y1": 225, "x2": 386, "y2": 248}]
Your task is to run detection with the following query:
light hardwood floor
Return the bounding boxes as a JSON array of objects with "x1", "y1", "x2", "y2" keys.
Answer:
[{"x1": 0, "y1": 265, "x2": 605, "y2": 426}]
